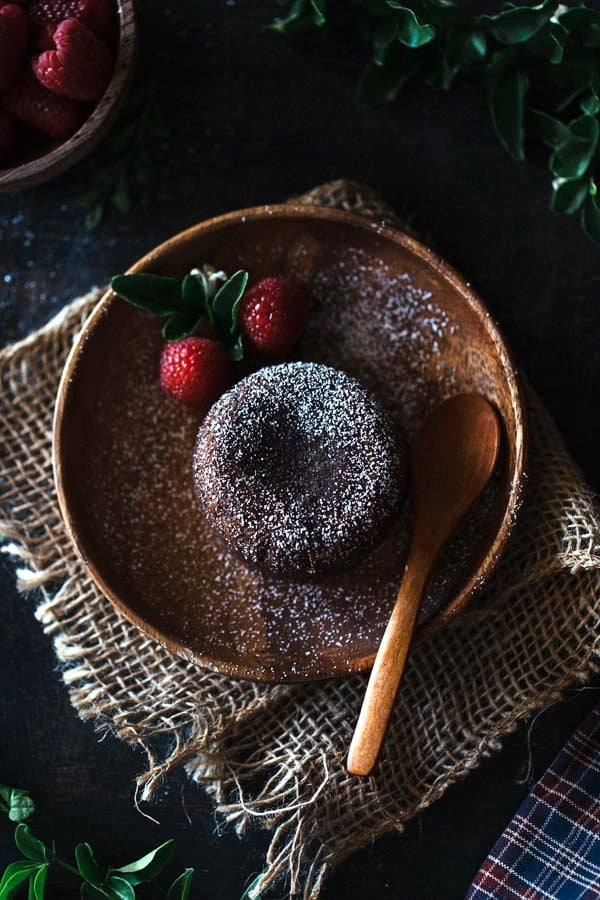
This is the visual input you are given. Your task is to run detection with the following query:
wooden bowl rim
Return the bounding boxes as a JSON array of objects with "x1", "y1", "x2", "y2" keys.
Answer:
[
  {"x1": 53, "y1": 203, "x2": 528, "y2": 682},
  {"x1": 0, "y1": 0, "x2": 136, "y2": 193}
]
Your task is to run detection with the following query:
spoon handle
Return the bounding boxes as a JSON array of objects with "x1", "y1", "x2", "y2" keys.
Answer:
[{"x1": 347, "y1": 550, "x2": 431, "y2": 777}]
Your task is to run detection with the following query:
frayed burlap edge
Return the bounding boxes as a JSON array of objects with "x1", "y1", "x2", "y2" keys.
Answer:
[{"x1": 1, "y1": 181, "x2": 600, "y2": 899}]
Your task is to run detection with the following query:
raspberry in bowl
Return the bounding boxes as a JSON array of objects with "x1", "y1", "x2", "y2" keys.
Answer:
[{"x1": 0, "y1": 0, "x2": 135, "y2": 191}]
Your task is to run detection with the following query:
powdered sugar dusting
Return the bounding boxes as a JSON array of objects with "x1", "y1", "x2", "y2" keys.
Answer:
[{"x1": 301, "y1": 249, "x2": 459, "y2": 434}]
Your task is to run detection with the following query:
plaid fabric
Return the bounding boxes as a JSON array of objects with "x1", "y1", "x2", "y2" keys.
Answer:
[{"x1": 467, "y1": 704, "x2": 600, "y2": 900}]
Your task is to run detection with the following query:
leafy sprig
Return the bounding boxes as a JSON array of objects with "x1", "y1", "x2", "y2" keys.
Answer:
[
  {"x1": 0, "y1": 784, "x2": 266, "y2": 899},
  {"x1": 0, "y1": 788, "x2": 191, "y2": 900},
  {"x1": 272, "y1": 0, "x2": 600, "y2": 244},
  {"x1": 78, "y1": 85, "x2": 169, "y2": 230},
  {"x1": 110, "y1": 265, "x2": 249, "y2": 358}
]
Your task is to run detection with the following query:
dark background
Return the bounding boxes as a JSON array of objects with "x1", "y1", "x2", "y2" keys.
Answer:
[{"x1": 1, "y1": 2, "x2": 599, "y2": 898}]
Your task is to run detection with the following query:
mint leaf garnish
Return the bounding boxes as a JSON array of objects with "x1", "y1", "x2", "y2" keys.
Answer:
[
  {"x1": 110, "y1": 274, "x2": 181, "y2": 316},
  {"x1": 110, "y1": 266, "x2": 249, "y2": 349},
  {"x1": 162, "y1": 313, "x2": 202, "y2": 342},
  {"x1": 211, "y1": 269, "x2": 248, "y2": 342}
]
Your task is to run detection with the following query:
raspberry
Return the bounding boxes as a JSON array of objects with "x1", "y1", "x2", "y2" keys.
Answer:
[
  {"x1": 3, "y1": 69, "x2": 83, "y2": 138},
  {"x1": 28, "y1": 0, "x2": 113, "y2": 48},
  {"x1": 239, "y1": 276, "x2": 310, "y2": 357},
  {"x1": 0, "y1": 109, "x2": 15, "y2": 161},
  {"x1": 0, "y1": 4, "x2": 28, "y2": 91},
  {"x1": 159, "y1": 337, "x2": 233, "y2": 408},
  {"x1": 32, "y1": 17, "x2": 113, "y2": 102}
]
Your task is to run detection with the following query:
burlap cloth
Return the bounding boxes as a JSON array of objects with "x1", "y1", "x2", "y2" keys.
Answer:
[{"x1": 1, "y1": 181, "x2": 600, "y2": 899}]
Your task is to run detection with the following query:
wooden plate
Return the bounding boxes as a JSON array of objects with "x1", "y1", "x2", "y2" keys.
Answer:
[
  {"x1": 53, "y1": 206, "x2": 527, "y2": 683},
  {"x1": 0, "y1": 0, "x2": 136, "y2": 193}
]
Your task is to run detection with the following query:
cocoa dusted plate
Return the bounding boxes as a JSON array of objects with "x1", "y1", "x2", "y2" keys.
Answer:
[{"x1": 53, "y1": 206, "x2": 527, "y2": 683}]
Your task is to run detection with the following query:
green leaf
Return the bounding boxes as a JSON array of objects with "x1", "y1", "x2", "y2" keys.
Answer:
[
  {"x1": 85, "y1": 201, "x2": 105, "y2": 231},
  {"x1": 549, "y1": 22, "x2": 566, "y2": 64},
  {"x1": 111, "y1": 839, "x2": 175, "y2": 886},
  {"x1": 569, "y1": 113, "x2": 599, "y2": 142},
  {"x1": 550, "y1": 139, "x2": 597, "y2": 177},
  {"x1": 180, "y1": 273, "x2": 207, "y2": 318},
  {"x1": 580, "y1": 92, "x2": 600, "y2": 115},
  {"x1": 211, "y1": 270, "x2": 248, "y2": 343},
  {"x1": 485, "y1": 46, "x2": 518, "y2": 81},
  {"x1": 226, "y1": 333, "x2": 244, "y2": 362},
  {"x1": 581, "y1": 190, "x2": 600, "y2": 243},
  {"x1": 386, "y1": 4, "x2": 435, "y2": 47},
  {"x1": 161, "y1": 313, "x2": 201, "y2": 342},
  {"x1": 104, "y1": 876, "x2": 134, "y2": 900},
  {"x1": 28, "y1": 865, "x2": 48, "y2": 900},
  {"x1": 14, "y1": 826, "x2": 47, "y2": 863},
  {"x1": 557, "y1": 7, "x2": 600, "y2": 49},
  {"x1": 481, "y1": 0, "x2": 558, "y2": 45},
  {"x1": 113, "y1": 177, "x2": 132, "y2": 214},
  {"x1": 551, "y1": 176, "x2": 589, "y2": 214},
  {"x1": 166, "y1": 869, "x2": 194, "y2": 900},
  {"x1": 437, "y1": 26, "x2": 486, "y2": 87},
  {"x1": 372, "y1": 17, "x2": 398, "y2": 65},
  {"x1": 530, "y1": 109, "x2": 571, "y2": 148},
  {"x1": 239, "y1": 873, "x2": 265, "y2": 900},
  {"x1": 421, "y1": 0, "x2": 466, "y2": 28},
  {"x1": 447, "y1": 26, "x2": 486, "y2": 68},
  {"x1": 357, "y1": 53, "x2": 422, "y2": 104},
  {"x1": 110, "y1": 274, "x2": 182, "y2": 317},
  {"x1": 550, "y1": 117, "x2": 598, "y2": 177},
  {"x1": 75, "y1": 844, "x2": 107, "y2": 891},
  {"x1": 557, "y1": 8, "x2": 596, "y2": 30},
  {"x1": 0, "y1": 787, "x2": 35, "y2": 823},
  {"x1": 489, "y1": 69, "x2": 529, "y2": 161},
  {"x1": 309, "y1": 0, "x2": 325, "y2": 27},
  {"x1": 269, "y1": 0, "x2": 315, "y2": 34},
  {"x1": 0, "y1": 861, "x2": 37, "y2": 899}
]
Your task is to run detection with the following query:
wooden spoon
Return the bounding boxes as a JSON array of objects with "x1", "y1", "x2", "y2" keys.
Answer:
[{"x1": 347, "y1": 393, "x2": 500, "y2": 776}]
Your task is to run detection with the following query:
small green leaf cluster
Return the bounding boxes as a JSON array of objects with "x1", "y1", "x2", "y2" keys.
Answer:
[
  {"x1": 0, "y1": 785, "x2": 268, "y2": 899},
  {"x1": 110, "y1": 267, "x2": 249, "y2": 358},
  {"x1": 271, "y1": 0, "x2": 600, "y2": 243},
  {"x1": 0, "y1": 786, "x2": 35, "y2": 824},
  {"x1": 0, "y1": 822, "x2": 191, "y2": 900},
  {"x1": 78, "y1": 84, "x2": 169, "y2": 230}
]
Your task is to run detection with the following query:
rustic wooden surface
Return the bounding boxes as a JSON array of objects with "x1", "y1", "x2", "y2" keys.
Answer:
[{"x1": 1, "y1": 1, "x2": 599, "y2": 897}]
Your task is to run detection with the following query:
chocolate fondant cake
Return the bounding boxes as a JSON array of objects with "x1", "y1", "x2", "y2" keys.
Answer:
[{"x1": 193, "y1": 362, "x2": 406, "y2": 577}]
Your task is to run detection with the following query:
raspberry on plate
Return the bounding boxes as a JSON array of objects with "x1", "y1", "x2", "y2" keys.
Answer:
[
  {"x1": 32, "y1": 17, "x2": 114, "y2": 102},
  {"x1": 3, "y1": 68, "x2": 84, "y2": 138},
  {"x1": 238, "y1": 275, "x2": 310, "y2": 357},
  {"x1": 0, "y1": 4, "x2": 29, "y2": 91},
  {"x1": 28, "y1": 0, "x2": 113, "y2": 48},
  {"x1": 159, "y1": 337, "x2": 234, "y2": 408}
]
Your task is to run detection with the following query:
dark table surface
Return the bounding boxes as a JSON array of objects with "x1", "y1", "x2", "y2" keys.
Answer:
[{"x1": 1, "y1": 2, "x2": 599, "y2": 898}]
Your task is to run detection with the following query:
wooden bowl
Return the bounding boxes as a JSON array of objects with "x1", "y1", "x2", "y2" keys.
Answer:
[
  {"x1": 0, "y1": 0, "x2": 136, "y2": 193},
  {"x1": 53, "y1": 206, "x2": 527, "y2": 683}
]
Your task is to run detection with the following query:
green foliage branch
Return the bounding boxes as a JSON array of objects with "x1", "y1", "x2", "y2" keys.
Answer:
[
  {"x1": 272, "y1": 0, "x2": 600, "y2": 243},
  {"x1": 0, "y1": 782, "x2": 192, "y2": 900},
  {"x1": 0, "y1": 784, "x2": 267, "y2": 899}
]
